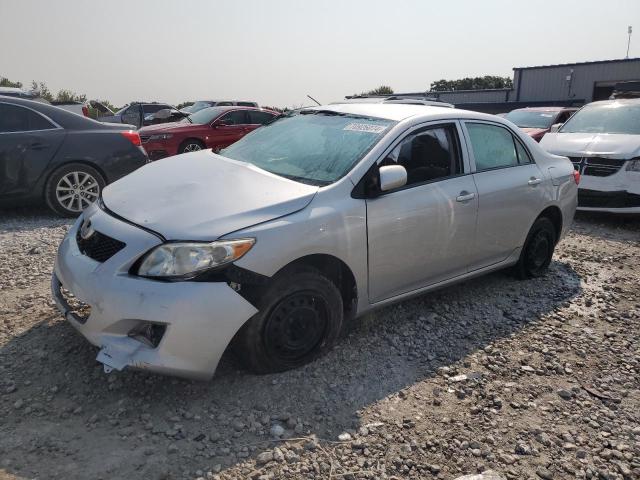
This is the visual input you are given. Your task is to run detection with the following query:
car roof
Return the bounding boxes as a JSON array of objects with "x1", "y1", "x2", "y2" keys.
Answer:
[
  {"x1": 0, "y1": 95, "x2": 104, "y2": 129},
  {"x1": 585, "y1": 98, "x2": 640, "y2": 107},
  {"x1": 511, "y1": 106, "x2": 574, "y2": 112},
  {"x1": 305, "y1": 103, "x2": 498, "y2": 123}
]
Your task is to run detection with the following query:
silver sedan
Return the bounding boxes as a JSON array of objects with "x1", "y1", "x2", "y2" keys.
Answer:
[{"x1": 52, "y1": 103, "x2": 578, "y2": 379}]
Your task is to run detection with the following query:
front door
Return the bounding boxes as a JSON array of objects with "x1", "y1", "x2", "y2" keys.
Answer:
[
  {"x1": 0, "y1": 103, "x2": 65, "y2": 198},
  {"x1": 366, "y1": 123, "x2": 478, "y2": 303},
  {"x1": 462, "y1": 121, "x2": 545, "y2": 269},
  {"x1": 210, "y1": 110, "x2": 250, "y2": 149}
]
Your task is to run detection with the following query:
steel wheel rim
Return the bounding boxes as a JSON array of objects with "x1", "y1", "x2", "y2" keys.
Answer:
[
  {"x1": 184, "y1": 143, "x2": 202, "y2": 152},
  {"x1": 263, "y1": 291, "x2": 329, "y2": 363},
  {"x1": 526, "y1": 231, "x2": 551, "y2": 272},
  {"x1": 55, "y1": 171, "x2": 100, "y2": 213}
]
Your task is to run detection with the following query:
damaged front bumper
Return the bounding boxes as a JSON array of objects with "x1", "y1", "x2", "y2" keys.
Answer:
[
  {"x1": 575, "y1": 162, "x2": 640, "y2": 213},
  {"x1": 51, "y1": 204, "x2": 258, "y2": 380}
]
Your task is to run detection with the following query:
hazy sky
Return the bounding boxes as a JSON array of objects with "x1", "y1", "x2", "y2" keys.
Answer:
[{"x1": 1, "y1": 0, "x2": 638, "y2": 108}]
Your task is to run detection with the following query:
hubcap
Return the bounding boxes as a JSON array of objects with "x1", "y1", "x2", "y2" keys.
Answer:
[
  {"x1": 55, "y1": 171, "x2": 100, "y2": 213},
  {"x1": 184, "y1": 143, "x2": 202, "y2": 152},
  {"x1": 263, "y1": 292, "x2": 328, "y2": 363}
]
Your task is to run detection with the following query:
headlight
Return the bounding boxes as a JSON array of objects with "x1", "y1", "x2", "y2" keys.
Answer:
[
  {"x1": 625, "y1": 159, "x2": 640, "y2": 172},
  {"x1": 148, "y1": 133, "x2": 173, "y2": 140},
  {"x1": 137, "y1": 239, "x2": 255, "y2": 278}
]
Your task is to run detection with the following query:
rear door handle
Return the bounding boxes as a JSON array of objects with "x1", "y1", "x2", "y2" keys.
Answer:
[
  {"x1": 456, "y1": 191, "x2": 476, "y2": 202},
  {"x1": 528, "y1": 177, "x2": 542, "y2": 186},
  {"x1": 30, "y1": 142, "x2": 49, "y2": 150}
]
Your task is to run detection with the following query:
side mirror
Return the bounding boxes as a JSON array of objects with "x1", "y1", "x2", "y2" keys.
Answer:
[
  {"x1": 379, "y1": 165, "x2": 407, "y2": 192},
  {"x1": 549, "y1": 123, "x2": 564, "y2": 133}
]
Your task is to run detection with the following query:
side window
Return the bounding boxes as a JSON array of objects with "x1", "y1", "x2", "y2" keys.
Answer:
[
  {"x1": 556, "y1": 111, "x2": 572, "y2": 124},
  {"x1": 218, "y1": 110, "x2": 248, "y2": 125},
  {"x1": 238, "y1": 102, "x2": 257, "y2": 107},
  {"x1": 0, "y1": 104, "x2": 55, "y2": 132},
  {"x1": 383, "y1": 125, "x2": 461, "y2": 186},
  {"x1": 248, "y1": 111, "x2": 276, "y2": 125},
  {"x1": 466, "y1": 123, "x2": 518, "y2": 171},
  {"x1": 217, "y1": 101, "x2": 233, "y2": 106},
  {"x1": 142, "y1": 104, "x2": 169, "y2": 114},
  {"x1": 514, "y1": 138, "x2": 532, "y2": 164}
]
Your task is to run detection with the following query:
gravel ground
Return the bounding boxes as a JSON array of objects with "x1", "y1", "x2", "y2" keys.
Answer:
[{"x1": 0, "y1": 207, "x2": 638, "y2": 480}]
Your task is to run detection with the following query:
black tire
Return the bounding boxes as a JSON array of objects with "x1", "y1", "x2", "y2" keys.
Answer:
[
  {"x1": 44, "y1": 163, "x2": 105, "y2": 217},
  {"x1": 514, "y1": 217, "x2": 557, "y2": 279},
  {"x1": 233, "y1": 267, "x2": 343, "y2": 374},
  {"x1": 179, "y1": 139, "x2": 205, "y2": 154}
]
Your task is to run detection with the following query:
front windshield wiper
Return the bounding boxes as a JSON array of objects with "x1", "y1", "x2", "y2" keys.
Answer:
[
  {"x1": 272, "y1": 172, "x2": 329, "y2": 187},
  {"x1": 299, "y1": 109, "x2": 346, "y2": 116}
]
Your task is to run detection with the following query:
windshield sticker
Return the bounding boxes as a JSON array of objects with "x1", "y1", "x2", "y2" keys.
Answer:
[
  {"x1": 540, "y1": 114, "x2": 553, "y2": 117},
  {"x1": 343, "y1": 123, "x2": 387, "y2": 133}
]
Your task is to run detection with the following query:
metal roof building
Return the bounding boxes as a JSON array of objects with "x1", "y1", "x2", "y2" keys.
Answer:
[{"x1": 353, "y1": 58, "x2": 640, "y2": 113}]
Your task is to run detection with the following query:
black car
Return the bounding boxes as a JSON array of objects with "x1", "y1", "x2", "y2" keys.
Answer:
[{"x1": 0, "y1": 96, "x2": 148, "y2": 217}]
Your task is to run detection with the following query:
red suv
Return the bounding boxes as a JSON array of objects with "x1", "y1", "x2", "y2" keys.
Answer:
[{"x1": 139, "y1": 106, "x2": 279, "y2": 160}]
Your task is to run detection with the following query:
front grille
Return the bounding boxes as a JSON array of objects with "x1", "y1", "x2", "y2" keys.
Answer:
[
  {"x1": 76, "y1": 229, "x2": 126, "y2": 262},
  {"x1": 578, "y1": 189, "x2": 640, "y2": 209},
  {"x1": 570, "y1": 157, "x2": 624, "y2": 177}
]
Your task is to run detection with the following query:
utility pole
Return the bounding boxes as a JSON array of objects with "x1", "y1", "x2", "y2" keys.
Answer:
[{"x1": 627, "y1": 26, "x2": 632, "y2": 59}]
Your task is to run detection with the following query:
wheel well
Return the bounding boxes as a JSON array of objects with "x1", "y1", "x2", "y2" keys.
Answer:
[
  {"x1": 282, "y1": 254, "x2": 358, "y2": 320},
  {"x1": 44, "y1": 160, "x2": 108, "y2": 196},
  {"x1": 537, "y1": 206, "x2": 562, "y2": 243}
]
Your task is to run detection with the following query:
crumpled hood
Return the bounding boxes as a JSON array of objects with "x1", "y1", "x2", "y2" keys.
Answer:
[
  {"x1": 540, "y1": 132, "x2": 640, "y2": 159},
  {"x1": 102, "y1": 151, "x2": 319, "y2": 240}
]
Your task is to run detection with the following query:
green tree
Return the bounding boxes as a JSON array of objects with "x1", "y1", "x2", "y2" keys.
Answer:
[
  {"x1": 55, "y1": 89, "x2": 87, "y2": 103},
  {"x1": 30, "y1": 81, "x2": 53, "y2": 101},
  {"x1": 365, "y1": 85, "x2": 394, "y2": 95},
  {"x1": 430, "y1": 76, "x2": 513, "y2": 91},
  {"x1": 0, "y1": 77, "x2": 23, "y2": 88}
]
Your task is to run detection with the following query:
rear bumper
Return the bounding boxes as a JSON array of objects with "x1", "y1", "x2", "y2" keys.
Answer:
[{"x1": 51, "y1": 205, "x2": 258, "y2": 380}]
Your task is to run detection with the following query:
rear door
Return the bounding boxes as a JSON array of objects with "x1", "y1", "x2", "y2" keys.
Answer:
[
  {"x1": 210, "y1": 110, "x2": 250, "y2": 149},
  {"x1": 366, "y1": 122, "x2": 478, "y2": 302},
  {"x1": 0, "y1": 103, "x2": 65, "y2": 198},
  {"x1": 462, "y1": 121, "x2": 545, "y2": 269},
  {"x1": 247, "y1": 110, "x2": 278, "y2": 133}
]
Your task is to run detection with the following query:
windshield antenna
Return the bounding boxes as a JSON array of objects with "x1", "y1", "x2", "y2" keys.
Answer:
[{"x1": 307, "y1": 94, "x2": 322, "y2": 106}]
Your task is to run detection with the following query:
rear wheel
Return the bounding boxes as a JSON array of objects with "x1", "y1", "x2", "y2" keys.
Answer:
[
  {"x1": 514, "y1": 217, "x2": 556, "y2": 279},
  {"x1": 179, "y1": 139, "x2": 204, "y2": 153},
  {"x1": 45, "y1": 163, "x2": 105, "y2": 217},
  {"x1": 233, "y1": 267, "x2": 343, "y2": 373}
]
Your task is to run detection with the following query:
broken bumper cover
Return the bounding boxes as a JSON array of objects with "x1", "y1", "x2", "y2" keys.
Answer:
[
  {"x1": 576, "y1": 168, "x2": 640, "y2": 213},
  {"x1": 51, "y1": 206, "x2": 258, "y2": 380}
]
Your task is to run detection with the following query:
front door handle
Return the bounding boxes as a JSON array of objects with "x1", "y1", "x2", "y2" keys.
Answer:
[
  {"x1": 30, "y1": 142, "x2": 49, "y2": 150},
  {"x1": 456, "y1": 191, "x2": 476, "y2": 202},
  {"x1": 528, "y1": 177, "x2": 542, "y2": 186}
]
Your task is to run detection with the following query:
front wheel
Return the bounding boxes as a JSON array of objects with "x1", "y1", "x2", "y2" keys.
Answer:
[
  {"x1": 514, "y1": 217, "x2": 556, "y2": 279},
  {"x1": 179, "y1": 139, "x2": 204, "y2": 154},
  {"x1": 45, "y1": 163, "x2": 105, "y2": 217},
  {"x1": 233, "y1": 268, "x2": 344, "y2": 373}
]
